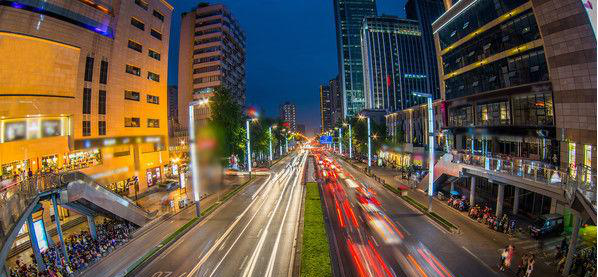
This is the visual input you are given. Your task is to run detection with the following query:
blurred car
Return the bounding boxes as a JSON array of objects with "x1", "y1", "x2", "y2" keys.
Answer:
[{"x1": 161, "y1": 180, "x2": 180, "y2": 191}]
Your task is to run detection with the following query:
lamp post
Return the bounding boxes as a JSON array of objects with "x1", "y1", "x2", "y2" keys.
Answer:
[
  {"x1": 358, "y1": 115, "x2": 372, "y2": 168},
  {"x1": 268, "y1": 126, "x2": 273, "y2": 162},
  {"x1": 188, "y1": 99, "x2": 208, "y2": 217},
  {"x1": 245, "y1": 119, "x2": 256, "y2": 174},
  {"x1": 413, "y1": 92, "x2": 434, "y2": 212},
  {"x1": 344, "y1": 123, "x2": 352, "y2": 159}
]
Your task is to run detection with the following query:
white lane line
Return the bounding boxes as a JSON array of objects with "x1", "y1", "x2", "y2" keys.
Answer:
[
  {"x1": 265, "y1": 154, "x2": 307, "y2": 277},
  {"x1": 205, "y1": 160, "x2": 298, "y2": 277},
  {"x1": 462, "y1": 246, "x2": 498, "y2": 275},
  {"x1": 183, "y1": 159, "x2": 292, "y2": 277},
  {"x1": 243, "y1": 156, "x2": 304, "y2": 277}
]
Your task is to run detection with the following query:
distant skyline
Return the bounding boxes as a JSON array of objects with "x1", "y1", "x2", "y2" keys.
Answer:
[{"x1": 168, "y1": 0, "x2": 406, "y2": 132}]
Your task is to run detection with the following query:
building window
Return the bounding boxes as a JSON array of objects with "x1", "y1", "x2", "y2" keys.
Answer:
[
  {"x1": 83, "y1": 88, "x2": 92, "y2": 114},
  {"x1": 134, "y1": 0, "x2": 148, "y2": 10},
  {"x1": 448, "y1": 106, "x2": 473, "y2": 127},
  {"x1": 150, "y1": 29, "x2": 162, "y2": 40},
  {"x1": 153, "y1": 9, "x2": 164, "y2": 21},
  {"x1": 193, "y1": 65, "x2": 220, "y2": 74},
  {"x1": 98, "y1": 121, "x2": 106, "y2": 135},
  {"x1": 82, "y1": 121, "x2": 91, "y2": 136},
  {"x1": 128, "y1": 40, "x2": 143, "y2": 52},
  {"x1": 193, "y1": 75, "x2": 220, "y2": 84},
  {"x1": 124, "y1": 90, "x2": 140, "y2": 101},
  {"x1": 125, "y1": 64, "x2": 141, "y2": 76},
  {"x1": 98, "y1": 90, "x2": 106, "y2": 114},
  {"x1": 476, "y1": 101, "x2": 510, "y2": 126},
  {"x1": 131, "y1": 17, "x2": 145, "y2": 31},
  {"x1": 125, "y1": 117, "x2": 140, "y2": 127},
  {"x1": 512, "y1": 92, "x2": 553, "y2": 126},
  {"x1": 147, "y1": 118, "x2": 159, "y2": 128},
  {"x1": 147, "y1": 71, "x2": 160, "y2": 82},
  {"x1": 99, "y1": 60, "x2": 108, "y2": 84},
  {"x1": 569, "y1": 143, "x2": 576, "y2": 178},
  {"x1": 584, "y1": 145, "x2": 592, "y2": 182},
  {"x1": 147, "y1": 95, "x2": 159, "y2": 104},
  {"x1": 84, "y1": 56, "x2": 94, "y2": 82},
  {"x1": 148, "y1": 49, "x2": 161, "y2": 60}
]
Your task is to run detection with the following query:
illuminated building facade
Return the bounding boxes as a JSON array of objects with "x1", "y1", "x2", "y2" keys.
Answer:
[
  {"x1": 333, "y1": 0, "x2": 377, "y2": 117},
  {"x1": 178, "y1": 3, "x2": 246, "y2": 128},
  {"x1": 320, "y1": 84, "x2": 333, "y2": 132},
  {"x1": 361, "y1": 16, "x2": 427, "y2": 112},
  {"x1": 0, "y1": 0, "x2": 173, "y2": 194}
]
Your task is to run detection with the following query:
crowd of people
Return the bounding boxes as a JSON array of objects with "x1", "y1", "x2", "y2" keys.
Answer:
[
  {"x1": 9, "y1": 219, "x2": 134, "y2": 277},
  {"x1": 444, "y1": 195, "x2": 518, "y2": 235}
]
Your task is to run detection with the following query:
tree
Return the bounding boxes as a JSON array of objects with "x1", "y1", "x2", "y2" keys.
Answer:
[{"x1": 207, "y1": 86, "x2": 245, "y2": 161}]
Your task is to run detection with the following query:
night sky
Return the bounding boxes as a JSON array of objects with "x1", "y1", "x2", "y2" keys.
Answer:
[{"x1": 167, "y1": 0, "x2": 406, "y2": 135}]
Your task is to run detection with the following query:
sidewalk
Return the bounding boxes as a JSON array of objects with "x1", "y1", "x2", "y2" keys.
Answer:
[
  {"x1": 347, "y1": 159, "x2": 563, "y2": 277},
  {"x1": 5, "y1": 175, "x2": 248, "y2": 269}
]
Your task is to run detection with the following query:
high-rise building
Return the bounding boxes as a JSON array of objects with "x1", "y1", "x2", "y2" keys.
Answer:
[
  {"x1": 168, "y1": 85, "x2": 178, "y2": 121},
  {"x1": 320, "y1": 84, "x2": 334, "y2": 132},
  {"x1": 279, "y1": 102, "x2": 297, "y2": 132},
  {"x1": 388, "y1": 0, "x2": 597, "y2": 221},
  {"x1": 405, "y1": 0, "x2": 445, "y2": 100},
  {"x1": 297, "y1": 124, "x2": 306, "y2": 135},
  {"x1": 178, "y1": 3, "x2": 246, "y2": 128},
  {"x1": 333, "y1": 0, "x2": 377, "y2": 118},
  {"x1": 329, "y1": 76, "x2": 344, "y2": 126},
  {"x1": 361, "y1": 16, "x2": 427, "y2": 112},
  {"x1": 0, "y1": 0, "x2": 173, "y2": 193}
]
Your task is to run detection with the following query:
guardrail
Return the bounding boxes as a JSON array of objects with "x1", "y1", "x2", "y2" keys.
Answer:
[{"x1": 451, "y1": 152, "x2": 596, "y2": 210}]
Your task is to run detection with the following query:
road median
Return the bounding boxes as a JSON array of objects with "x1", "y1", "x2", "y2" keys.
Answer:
[{"x1": 300, "y1": 182, "x2": 332, "y2": 277}]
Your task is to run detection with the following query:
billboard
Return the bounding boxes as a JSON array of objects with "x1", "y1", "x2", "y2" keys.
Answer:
[{"x1": 320, "y1": 135, "x2": 333, "y2": 144}]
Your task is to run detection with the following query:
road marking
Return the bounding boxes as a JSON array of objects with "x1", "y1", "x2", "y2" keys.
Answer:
[
  {"x1": 183, "y1": 158, "x2": 293, "y2": 277},
  {"x1": 462, "y1": 246, "x2": 498, "y2": 275},
  {"x1": 205, "y1": 155, "x2": 303, "y2": 277},
  {"x1": 265, "y1": 154, "x2": 306, "y2": 277}
]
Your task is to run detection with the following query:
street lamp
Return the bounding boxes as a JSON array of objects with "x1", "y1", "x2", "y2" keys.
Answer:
[
  {"x1": 358, "y1": 115, "x2": 372, "y2": 168},
  {"x1": 188, "y1": 98, "x2": 209, "y2": 217},
  {"x1": 269, "y1": 125, "x2": 277, "y2": 161},
  {"x1": 246, "y1": 118, "x2": 257, "y2": 174},
  {"x1": 413, "y1": 92, "x2": 434, "y2": 212},
  {"x1": 344, "y1": 122, "x2": 352, "y2": 159}
]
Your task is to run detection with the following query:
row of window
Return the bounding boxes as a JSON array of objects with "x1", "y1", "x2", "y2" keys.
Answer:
[
  {"x1": 193, "y1": 55, "x2": 220, "y2": 64},
  {"x1": 82, "y1": 121, "x2": 106, "y2": 136},
  {"x1": 127, "y1": 40, "x2": 161, "y2": 61},
  {"x1": 124, "y1": 117, "x2": 160, "y2": 128},
  {"x1": 124, "y1": 90, "x2": 159, "y2": 104},
  {"x1": 82, "y1": 89, "x2": 107, "y2": 115},
  {"x1": 193, "y1": 65, "x2": 220, "y2": 74},
  {"x1": 442, "y1": 11, "x2": 541, "y2": 73},
  {"x1": 447, "y1": 92, "x2": 554, "y2": 127},
  {"x1": 134, "y1": 0, "x2": 165, "y2": 22},
  {"x1": 193, "y1": 46, "x2": 220, "y2": 55},
  {"x1": 125, "y1": 64, "x2": 160, "y2": 82},
  {"x1": 444, "y1": 47, "x2": 548, "y2": 100},
  {"x1": 130, "y1": 17, "x2": 163, "y2": 41},
  {"x1": 193, "y1": 75, "x2": 221, "y2": 84},
  {"x1": 194, "y1": 36, "x2": 221, "y2": 45},
  {"x1": 84, "y1": 57, "x2": 109, "y2": 84}
]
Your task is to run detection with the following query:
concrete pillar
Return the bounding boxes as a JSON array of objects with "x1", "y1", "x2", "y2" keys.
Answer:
[
  {"x1": 550, "y1": 197, "x2": 557, "y2": 214},
  {"x1": 512, "y1": 187, "x2": 520, "y2": 215},
  {"x1": 496, "y1": 183, "x2": 505, "y2": 217},
  {"x1": 450, "y1": 181, "x2": 455, "y2": 193},
  {"x1": 26, "y1": 215, "x2": 45, "y2": 271},
  {"x1": 563, "y1": 213, "x2": 581, "y2": 276},
  {"x1": 52, "y1": 194, "x2": 69, "y2": 263},
  {"x1": 87, "y1": 215, "x2": 97, "y2": 240},
  {"x1": 469, "y1": 176, "x2": 476, "y2": 207}
]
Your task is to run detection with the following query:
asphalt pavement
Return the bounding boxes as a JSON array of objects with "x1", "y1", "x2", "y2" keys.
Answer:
[
  {"x1": 134, "y1": 151, "x2": 308, "y2": 277},
  {"x1": 317, "y1": 153, "x2": 499, "y2": 277}
]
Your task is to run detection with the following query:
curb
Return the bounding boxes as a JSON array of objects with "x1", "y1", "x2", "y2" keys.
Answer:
[
  {"x1": 341, "y1": 157, "x2": 460, "y2": 233},
  {"x1": 122, "y1": 176, "x2": 256, "y2": 277}
]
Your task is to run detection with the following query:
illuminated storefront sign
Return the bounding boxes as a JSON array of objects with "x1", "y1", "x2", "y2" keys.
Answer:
[{"x1": 1, "y1": 116, "x2": 69, "y2": 143}]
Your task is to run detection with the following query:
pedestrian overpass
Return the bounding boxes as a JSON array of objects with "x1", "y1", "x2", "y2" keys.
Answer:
[
  {"x1": 0, "y1": 171, "x2": 155, "y2": 274},
  {"x1": 419, "y1": 153, "x2": 596, "y2": 224}
]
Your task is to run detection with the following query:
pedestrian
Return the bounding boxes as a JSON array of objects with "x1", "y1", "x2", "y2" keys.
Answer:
[
  {"x1": 516, "y1": 253, "x2": 529, "y2": 277},
  {"x1": 500, "y1": 244, "x2": 515, "y2": 271},
  {"x1": 525, "y1": 254, "x2": 535, "y2": 277}
]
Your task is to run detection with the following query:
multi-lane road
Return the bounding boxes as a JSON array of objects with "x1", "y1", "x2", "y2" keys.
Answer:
[
  {"x1": 316, "y1": 151, "x2": 498, "y2": 277},
  {"x1": 136, "y1": 151, "x2": 307, "y2": 277}
]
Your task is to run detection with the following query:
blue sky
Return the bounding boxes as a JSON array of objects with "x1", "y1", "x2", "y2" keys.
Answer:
[{"x1": 168, "y1": 0, "x2": 406, "y2": 134}]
